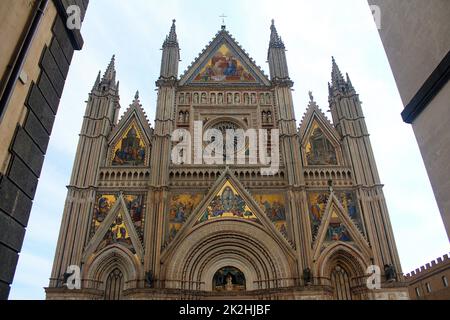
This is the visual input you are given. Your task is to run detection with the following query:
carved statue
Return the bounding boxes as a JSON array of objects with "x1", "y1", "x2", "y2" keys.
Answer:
[
  {"x1": 384, "y1": 264, "x2": 396, "y2": 282},
  {"x1": 62, "y1": 270, "x2": 75, "y2": 287},
  {"x1": 145, "y1": 270, "x2": 155, "y2": 288},
  {"x1": 302, "y1": 267, "x2": 312, "y2": 285}
]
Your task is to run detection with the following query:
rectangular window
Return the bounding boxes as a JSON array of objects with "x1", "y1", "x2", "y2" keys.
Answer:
[
  {"x1": 415, "y1": 287, "x2": 420, "y2": 297},
  {"x1": 425, "y1": 283, "x2": 432, "y2": 293},
  {"x1": 443, "y1": 276, "x2": 449, "y2": 288}
]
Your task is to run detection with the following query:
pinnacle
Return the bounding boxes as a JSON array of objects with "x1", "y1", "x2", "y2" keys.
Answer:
[
  {"x1": 331, "y1": 56, "x2": 345, "y2": 88},
  {"x1": 269, "y1": 19, "x2": 285, "y2": 49},
  {"x1": 102, "y1": 54, "x2": 116, "y2": 83},
  {"x1": 164, "y1": 19, "x2": 178, "y2": 47}
]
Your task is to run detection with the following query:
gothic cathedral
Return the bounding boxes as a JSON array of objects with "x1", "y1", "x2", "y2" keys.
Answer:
[{"x1": 46, "y1": 20, "x2": 409, "y2": 300}]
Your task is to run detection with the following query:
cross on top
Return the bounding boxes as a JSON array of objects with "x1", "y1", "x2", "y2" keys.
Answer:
[{"x1": 220, "y1": 14, "x2": 227, "y2": 28}]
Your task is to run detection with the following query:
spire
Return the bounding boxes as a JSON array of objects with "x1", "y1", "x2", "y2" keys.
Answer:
[
  {"x1": 159, "y1": 19, "x2": 180, "y2": 81},
  {"x1": 269, "y1": 19, "x2": 285, "y2": 49},
  {"x1": 346, "y1": 72, "x2": 356, "y2": 93},
  {"x1": 102, "y1": 55, "x2": 116, "y2": 83},
  {"x1": 92, "y1": 70, "x2": 101, "y2": 91},
  {"x1": 331, "y1": 56, "x2": 345, "y2": 89},
  {"x1": 163, "y1": 19, "x2": 178, "y2": 47}
]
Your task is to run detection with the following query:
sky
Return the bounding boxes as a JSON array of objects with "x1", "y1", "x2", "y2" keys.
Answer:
[{"x1": 9, "y1": 0, "x2": 449, "y2": 299}]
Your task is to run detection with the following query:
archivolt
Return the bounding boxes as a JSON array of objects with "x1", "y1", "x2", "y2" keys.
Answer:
[
  {"x1": 162, "y1": 220, "x2": 294, "y2": 291},
  {"x1": 83, "y1": 244, "x2": 142, "y2": 290},
  {"x1": 315, "y1": 242, "x2": 368, "y2": 278}
]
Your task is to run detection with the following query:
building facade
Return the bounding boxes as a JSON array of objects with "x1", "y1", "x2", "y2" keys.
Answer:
[
  {"x1": 368, "y1": 0, "x2": 450, "y2": 240},
  {"x1": 406, "y1": 254, "x2": 450, "y2": 300},
  {"x1": 0, "y1": 0, "x2": 89, "y2": 299},
  {"x1": 46, "y1": 21, "x2": 409, "y2": 300}
]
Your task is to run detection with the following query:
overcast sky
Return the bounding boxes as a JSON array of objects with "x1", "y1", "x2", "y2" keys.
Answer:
[{"x1": 10, "y1": 0, "x2": 449, "y2": 299}]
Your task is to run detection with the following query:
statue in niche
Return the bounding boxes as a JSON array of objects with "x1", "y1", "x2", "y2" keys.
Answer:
[
  {"x1": 260, "y1": 93, "x2": 265, "y2": 105},
  {"x1": 218, "y1": 93, "x2": 224, "y2": 104},
  {"x1": 244, "y1": 93, "x2": 249, "y2": 104},
  {"x1": 227, "y1": 93, "x2": 233, "y2": 104},
  {"x1": 234, "y1": 93, "x2": 241, "y2": 104},
  {"x1": 262, "y1": 111, "x2": 267, "y2": 123},
  {"x1": 211, "y1": 93, "x2": 216, "y2": 104},
  {"x1": 251, "y1": 93, "x2": 256, "y2": 104},
  {"x1": 201, "y1": 92, "x2": 207, "y2": 104},
  {"x1": 193, "y1": 93, "x2": 199, "y2": 104}
]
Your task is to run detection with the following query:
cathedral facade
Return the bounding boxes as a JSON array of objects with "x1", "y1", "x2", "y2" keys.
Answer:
[{"x1": 46, "y1": 20, "x2": 409, "y2": 300}]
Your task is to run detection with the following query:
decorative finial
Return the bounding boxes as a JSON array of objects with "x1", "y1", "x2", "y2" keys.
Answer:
[
  {"x1": 308, "y1": 91, "x2": 314, "y2": 103},
  {"x1": 220, "y1": 14, "x2": 227, "y2": 29},
  {"x1": 131, "y1": 90, "x2": 141, "y2": 107}
]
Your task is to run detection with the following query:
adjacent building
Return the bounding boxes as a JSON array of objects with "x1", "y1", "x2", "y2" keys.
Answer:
[
  {"x1": 406, "y1": 254, "x2": 450, "y2": 300},
  {"x1": 367, "y1": 0, "x2": 450, "y2": 240},
  {"x1": 0, "y1": 0, "x2": 89, "y2": 299}
]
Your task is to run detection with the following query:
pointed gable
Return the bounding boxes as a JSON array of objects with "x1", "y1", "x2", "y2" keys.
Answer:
[
  {"x1": 84, "y1": 194, "x2": 145, "y2": 261},
  {"x1": 312, "y1": 192, "x2": 371, "y2": 260},
  {"x1": 299, "y1": 92, "x2": 342, "y2": 166},
  {"x1": 108, "y1": 92, "x2": 153, "y2": 166},
  {"x1": 179, "y1": 28, "x2": 271, "y2": 87},
  {"x1": 162, "y1": 168, "x2": 295, "y2": 253},
  {"x1": 197, "y1": 180, "x2": 260, "y2": 224}
]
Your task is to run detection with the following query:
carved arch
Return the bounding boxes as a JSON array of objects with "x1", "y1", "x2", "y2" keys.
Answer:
[{"x1": 83, "y1": 244, "x2": 143, "y2": 294}]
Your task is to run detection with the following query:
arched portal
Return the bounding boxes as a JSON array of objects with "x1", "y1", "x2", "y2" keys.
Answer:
[
  {"x1": 163, "y1": 220, "x2": 294, "y2": 292},
  {"x1": 315, "y1": 243, "x2": 369, "y2": 300}
]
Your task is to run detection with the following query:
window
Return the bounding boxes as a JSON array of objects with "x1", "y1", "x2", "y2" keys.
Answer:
[
  {"x1": 425, "y1": 282, "x2": 432, "y2": 293},
  {"x1": 415, "y1": 287, "x2": 421, "y2": 297},
  {"x1": 442, "y1": 276, "x2": 449, "y2": 288}
]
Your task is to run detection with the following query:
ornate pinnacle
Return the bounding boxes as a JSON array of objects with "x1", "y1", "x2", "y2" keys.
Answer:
[
  {"x1": 269, "y1": 19, "x2": 285, "y2": 49},
  {"x1": 164, "y1": 19, "x2": 178, "y2": 47},
  {"x1": 331, "y1": 56, "x2": 345, "y2": 89},
  {"x1": 102, "y1": 54, "x2": 116, "y2": 82},
  {"x1": 346, "y1": 72, "x2": 356, "y2": 93}
]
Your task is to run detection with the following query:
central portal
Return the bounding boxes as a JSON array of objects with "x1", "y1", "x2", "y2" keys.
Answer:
[{"x1": 213, "y1": 267, "x2": 246, "y2": 292}]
